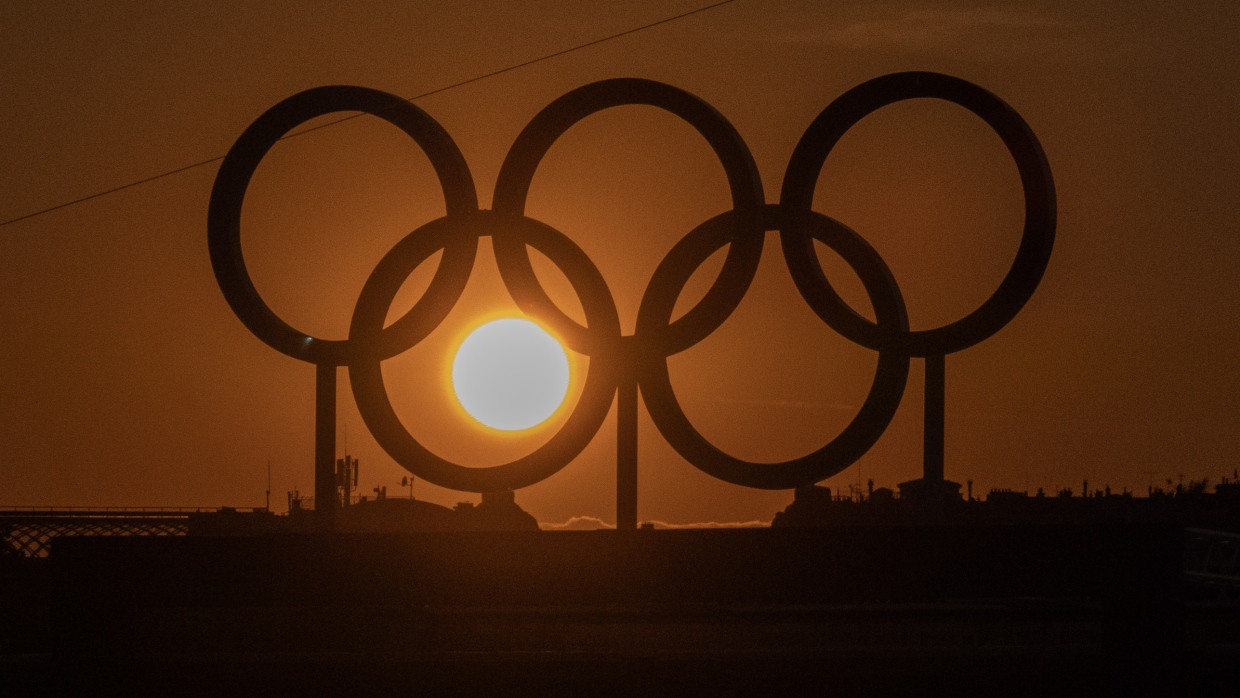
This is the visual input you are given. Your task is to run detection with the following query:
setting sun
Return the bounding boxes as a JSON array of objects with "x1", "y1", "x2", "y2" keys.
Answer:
[{"x1": 451, "y1": 318, "x2": 570, "y2": 431}]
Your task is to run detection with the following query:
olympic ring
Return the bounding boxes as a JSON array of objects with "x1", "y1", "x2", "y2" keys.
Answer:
[
  {"x1": 348, "y1": 212, "x2": 620, "y2": 492},
  {"x1": 207, "y1": 85, "x2": 479, "y2": 365},
  {"x1": 208, "y1": 73, "x2": 1055, "y2": 495},
  {"x1": 493, "y1": 78, "x2": 766, "y2": 355},
  {"x1": 636, "y1": 205, "x2": 910, "y2": 489},
  {"x1": 780, "y1": 72, "x2": 1056, "y2": 356}
]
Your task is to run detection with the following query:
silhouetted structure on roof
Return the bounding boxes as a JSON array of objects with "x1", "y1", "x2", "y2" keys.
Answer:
[
  {"x1": 452, "y1": 489, "x2": 540, "y2": 531},
  {"x1": 283, "y1": 489, "x2": 539, "y2": 534},
  {"x1": 324, "y1": 490, "x2": 537, "y2": 533},
  {"x1": 270, "y1": 456, "x2": 539, "y2": 533},
  {"x1": 773, "y1": 474, "x2": 1240, "y2": 530}
]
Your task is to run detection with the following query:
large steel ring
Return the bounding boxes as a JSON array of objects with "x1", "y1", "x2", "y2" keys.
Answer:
[
  {"x1": 780, "y1": 71, "x2": 1056, "y2": 356},
  {"x1": 637, "y1": 205, "x2": 910, "y2": 489},
  {"x1": 207, "y1": 85, "x2": 479, "y2": 365},
  {"x1": 348, "y1": 212, "x2": 622, "y2": 492},
  {"x1": 493, "y1": 78, "x2": 767, "y2": 356}
]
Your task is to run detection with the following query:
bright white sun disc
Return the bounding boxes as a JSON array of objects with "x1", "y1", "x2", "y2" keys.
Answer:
[{"x1": 452, "y1": 318, "x2": 570, "y2": 431}]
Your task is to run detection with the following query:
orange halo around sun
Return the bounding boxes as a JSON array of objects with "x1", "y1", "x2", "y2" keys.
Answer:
[{"x1": 451, "y1": 318, "x2": 571, "y2": 431}]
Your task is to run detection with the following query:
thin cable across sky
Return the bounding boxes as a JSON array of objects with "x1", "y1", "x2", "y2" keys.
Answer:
[{"x1": 0, "y1": 0, "x2": 737, "y2": 230}]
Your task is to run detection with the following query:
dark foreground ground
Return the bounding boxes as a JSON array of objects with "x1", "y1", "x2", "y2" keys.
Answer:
[{"x1": 2, "y1": 526, "x2": 1237, "y2": 696}]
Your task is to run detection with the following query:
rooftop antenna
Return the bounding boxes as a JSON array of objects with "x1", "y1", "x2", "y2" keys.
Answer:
[{"x1": 266, "y1": 459, "x2": 272, "y2": 511}]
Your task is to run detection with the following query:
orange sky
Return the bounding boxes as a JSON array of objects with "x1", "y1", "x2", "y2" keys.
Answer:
[{"x1": 2, "y1": 1, "x2": 1238, "y2": 525}]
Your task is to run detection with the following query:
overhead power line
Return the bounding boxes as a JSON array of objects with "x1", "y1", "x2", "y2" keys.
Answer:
[{"x1": 1, "y1": 0, "x2": 737, "y2": 229}]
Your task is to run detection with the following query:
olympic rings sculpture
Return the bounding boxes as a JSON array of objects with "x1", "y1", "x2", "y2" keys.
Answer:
[{"x1": 208, "y1": 72, "x2": 1055, "y2": 496}]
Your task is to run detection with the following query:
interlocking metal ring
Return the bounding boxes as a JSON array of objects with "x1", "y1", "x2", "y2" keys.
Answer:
[
  {"x1": 208, "y1": 85, "x2": 479, "y2": 365},
  {"x1": 347, "y1": 212, "x2": 621, "y2": 492},
  {"x1": 494, "y1": 79, "x2": 766, "y2": 358},
  {"x1": 780, "y1": 72, "x2": 1055, "y2": 356},
  {"x1": 208, "y1": 72, "x2": 1055, "y2": 495},
  {"x1": 636, "y1": 205, "x2": 909, "y2": 489}
]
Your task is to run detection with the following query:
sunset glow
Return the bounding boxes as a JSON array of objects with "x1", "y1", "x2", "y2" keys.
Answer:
[{"x1": 3, "y1": 0, "x2": 1236, "y2": 527}]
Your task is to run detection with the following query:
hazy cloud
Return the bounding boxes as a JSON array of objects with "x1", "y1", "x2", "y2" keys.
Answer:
[
  {"x1": 540, "y1": 515, "x2": 613, "y2": 531},
  {"x1": 702, "y1": 396, "x2": 857, "y2": 412},
  {"x1": 539, "y1": 516, "x2": 769, "y2": 530},
  {"x1": 638, "y1": 519, "x2": 770, "y2": 529},
  {"x1": 766, "y1": 6, "x2": 1061, "y2": 50}
]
